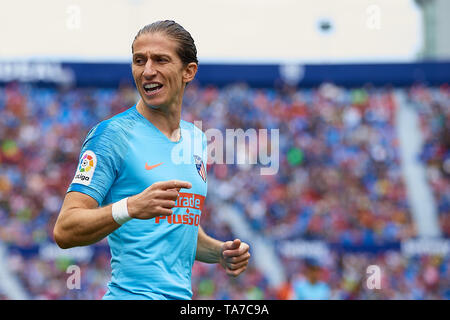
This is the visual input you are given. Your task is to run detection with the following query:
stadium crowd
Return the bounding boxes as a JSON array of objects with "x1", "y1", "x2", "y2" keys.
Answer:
[
  {"x1": 0, "y1": 81, "x2": 448, "y2": 299},
  {"x1": 408, "y1": 84, "x2": 450, "y2": 237}
]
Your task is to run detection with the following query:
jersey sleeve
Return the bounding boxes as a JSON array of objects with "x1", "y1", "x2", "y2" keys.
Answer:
[{"x1": 67, "y1": 119, "x2": 129, "y2": 206}]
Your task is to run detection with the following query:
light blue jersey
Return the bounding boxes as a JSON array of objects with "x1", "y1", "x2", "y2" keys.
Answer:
[
  {"x1": 293, "y1": 280, "x2": 331, "y2": 300},
  {"x1": 67, "y1": 105, "x2": 208, "y2": 300}
]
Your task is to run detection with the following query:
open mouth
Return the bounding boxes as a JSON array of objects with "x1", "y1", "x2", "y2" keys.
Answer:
[{"x1": 143, "y1": 83, "x2": 163, "y2": 96}]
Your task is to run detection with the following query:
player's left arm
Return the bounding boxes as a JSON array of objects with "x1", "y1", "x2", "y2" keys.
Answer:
[{"x1": 196, "y1": 226, "x2": 251, "y2": 277}]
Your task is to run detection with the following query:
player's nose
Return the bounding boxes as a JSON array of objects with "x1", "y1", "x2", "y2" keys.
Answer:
[{"x1": 142, "y1": 60, "x2": 157, "y2": 78}]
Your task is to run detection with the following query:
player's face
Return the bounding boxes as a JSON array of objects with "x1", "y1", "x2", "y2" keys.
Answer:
[{"x1": 132, "y1": 32, "x2": 197, "y2": 110}]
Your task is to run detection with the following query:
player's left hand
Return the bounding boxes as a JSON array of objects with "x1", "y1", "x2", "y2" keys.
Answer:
[{"x1": 220, "y1": 239, "x2": 250, "y2": 277}]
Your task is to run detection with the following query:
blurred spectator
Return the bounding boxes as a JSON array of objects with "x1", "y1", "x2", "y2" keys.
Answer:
[{"x1": 292, "y1": 258, "x2": 331, "y2": 300}]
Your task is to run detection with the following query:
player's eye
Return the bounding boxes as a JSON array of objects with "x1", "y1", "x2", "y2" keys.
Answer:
[
  {"x1": 134, "y1": 57, "x2": 145, "y2": 65},
  {"x1": 157, "y1": 57, "x2": 169, "y2": 63}
]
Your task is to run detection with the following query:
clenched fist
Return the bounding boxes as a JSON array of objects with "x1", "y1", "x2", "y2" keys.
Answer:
[{"x1": 219, "y1": 239, "x2": 251, "y2": 277}]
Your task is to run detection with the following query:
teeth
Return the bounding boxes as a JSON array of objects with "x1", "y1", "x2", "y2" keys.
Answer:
[{"x1": 144, "y1": 83, "x2": 160, "y2": 89}]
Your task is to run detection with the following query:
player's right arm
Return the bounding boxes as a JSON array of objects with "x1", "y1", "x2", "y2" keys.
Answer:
[
  {"x1": 53, "y1": 191, "x2": 119, "y2": 249},
  {"x1": 53, "y1": 180, "x2": 191, "y2": 249}
]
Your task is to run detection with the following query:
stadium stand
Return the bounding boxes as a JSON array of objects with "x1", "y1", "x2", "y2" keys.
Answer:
[
  {"x1": 0, "y1": 78, "x2": 448, "y2": 299},
  {"x1": 408, "y1": 84, "x2": 450, "y2": 237}
]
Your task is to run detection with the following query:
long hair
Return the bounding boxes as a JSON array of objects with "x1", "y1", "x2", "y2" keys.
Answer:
[{"x1": 132, "y1": 20, "x2": 198, "y2": 66}]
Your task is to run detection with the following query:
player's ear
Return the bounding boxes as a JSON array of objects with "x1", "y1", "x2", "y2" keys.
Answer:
[{"x1": 182, "y1": 62, "x2": 198, "y2": 84}]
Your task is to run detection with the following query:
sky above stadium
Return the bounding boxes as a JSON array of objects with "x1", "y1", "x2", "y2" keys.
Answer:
[{"x1": 0, "y1": 0, "x2": 423, "y2": 63}]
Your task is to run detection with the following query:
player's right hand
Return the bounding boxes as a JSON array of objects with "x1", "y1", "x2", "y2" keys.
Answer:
[{"x1": 127, "y1": 180, "x2": 191, "y2": 220}]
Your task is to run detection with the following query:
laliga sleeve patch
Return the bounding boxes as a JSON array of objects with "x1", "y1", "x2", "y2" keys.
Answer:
[{"x1": 72, "y1": 150, "x2": 97, "y2": 186}]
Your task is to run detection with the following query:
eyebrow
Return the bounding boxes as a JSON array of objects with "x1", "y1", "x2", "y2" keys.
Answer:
[{"x1": 133, "y1": 52, "x2": 172, "y2": 60}]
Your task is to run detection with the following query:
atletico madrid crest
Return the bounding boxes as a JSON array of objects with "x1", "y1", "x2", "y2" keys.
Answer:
[{"x1": 194, "y1": 155, "x2": 207, "y2": 183}]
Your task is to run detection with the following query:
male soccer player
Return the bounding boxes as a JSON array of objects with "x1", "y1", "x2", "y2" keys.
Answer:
[{"x1": 53, "y1": 20, "x2": 251, "y2": 300}]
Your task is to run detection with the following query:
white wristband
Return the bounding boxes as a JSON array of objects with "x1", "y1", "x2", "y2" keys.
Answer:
[{"x1": 112, "y1": 197, "x2": 132, "y2": 225}]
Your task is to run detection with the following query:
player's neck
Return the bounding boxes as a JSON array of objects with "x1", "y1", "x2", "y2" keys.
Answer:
[{"x1": 136, "y1": 99, "x2": 182, "y2": 142}]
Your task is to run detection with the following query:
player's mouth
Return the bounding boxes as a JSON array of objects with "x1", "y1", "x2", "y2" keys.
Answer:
[{"x1": 142, "y1": 82, "x2": 163, "y2": 96}]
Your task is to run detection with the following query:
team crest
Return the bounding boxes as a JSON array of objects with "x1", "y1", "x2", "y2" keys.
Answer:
[{"x1": 194, "y1": 155, "x2": 207, "y2": 183}]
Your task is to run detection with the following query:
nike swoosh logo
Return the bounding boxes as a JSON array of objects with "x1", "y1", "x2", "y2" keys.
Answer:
[{"x1": 145, "y1": 162, "x2": 163, "y2": 170}]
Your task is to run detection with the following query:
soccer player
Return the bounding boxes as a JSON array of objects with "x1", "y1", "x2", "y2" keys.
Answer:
[{"x1": 53, "y1": 20, "x2": 251, "y2": 300}]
